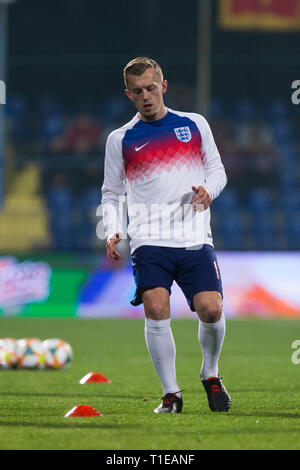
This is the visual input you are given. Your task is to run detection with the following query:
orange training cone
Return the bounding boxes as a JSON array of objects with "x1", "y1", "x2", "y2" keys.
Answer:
[
  {"x1": 79, "y1": 372, "x2": 112, "y2": 384},
  {"x1": 64, "y1": 405, "x2": 103, "y2": 417}
]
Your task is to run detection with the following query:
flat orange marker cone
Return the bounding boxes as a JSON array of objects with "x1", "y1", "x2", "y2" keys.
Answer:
[
  {"x1": 64, "y1": 405, "x2": 103, "y2": 417},
  {"x1": 79, "y1": 372, "x2": 112, "y2": 384}
]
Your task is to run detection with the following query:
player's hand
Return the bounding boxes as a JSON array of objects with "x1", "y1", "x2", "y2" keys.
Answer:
[
  {"x1": 106, "y1": 233, "x2": 123, "y2": 262},
  {"x1": 191, "y1": 186, "x2": 212, "y2": 211}
]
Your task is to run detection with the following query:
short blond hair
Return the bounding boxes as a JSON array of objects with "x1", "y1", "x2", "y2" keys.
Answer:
[{"x1": 123, "y1": 57, "x2": 164, "y2": 89}]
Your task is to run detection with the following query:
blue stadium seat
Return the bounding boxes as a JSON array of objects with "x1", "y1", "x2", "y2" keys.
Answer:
[
  {"x1": 266, "y1": 101, "x2": 288, "y2": 121},
  {"x1": 280, "y1": 190, "x2": 300, "y2": 213},
  {"x1": 40, "y1": 114, "x2": 66, "y2": 145},
  {"x1": 271, "y1": 119, "x2": 292, "y2": 145},
  {"x1": 279, "y1": 169, "x2": 298, "y2": 191},
  {"x1": 218, "y1": 214, "x2": 243, "y2": 250},
  {"x1": 38, "y1": 96, "x2": 64, "y2": 118},
  {"x1": 47, "y1": 186, "x2": 73, "y2": 213},
  {"x1": 212, "y1": 189, "x2": 239, "y2": 215},
  {"x1": 248, "y1": 189, "x2": 273, "y2": 216},
  {"x1": 255, "y1": 216, "x2": 274, "y2": 235},
  {"x1": 47, "y1": 187, "x2": 75, "y2": 250},
  {"x1": 50, "y1": 215, "x2": 74, "y2": 250},
  {"x1": 209, "y1": 99, "x2": 225, "y2": 119},
  {"x1": 232, "y1": 99, "x2": 256, "y2": 121},
  {"x1": 79, "y1": 188, "x2": 101, "y2": 211},
  {"x1": 65, "y1": 188, "x2": 102, "y2": 250},
  {"x1": 286, "y1": 212, "x2": 300, "y2": 236}
]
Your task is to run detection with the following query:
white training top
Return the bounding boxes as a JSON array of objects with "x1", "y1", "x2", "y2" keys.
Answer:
[{"x1": 101, "y1": 108, "x2": 227, "y2": 254}]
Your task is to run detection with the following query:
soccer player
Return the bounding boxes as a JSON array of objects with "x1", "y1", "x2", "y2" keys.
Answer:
[{"x1": 101, "y1": 57, "x2": 231, "y2": 413}]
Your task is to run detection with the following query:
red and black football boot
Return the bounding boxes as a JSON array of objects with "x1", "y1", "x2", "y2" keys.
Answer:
[
  {"x1": 153, "y1": 392, "x2": 183, "y2": 414},
  {"x1": 202, "y1": 375, "x2": 231, "y2": 412}
]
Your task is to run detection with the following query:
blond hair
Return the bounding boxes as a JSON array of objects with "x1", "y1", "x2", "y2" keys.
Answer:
[{"x1": 123, "y1": 57, "x2": 164, "y2": 89}]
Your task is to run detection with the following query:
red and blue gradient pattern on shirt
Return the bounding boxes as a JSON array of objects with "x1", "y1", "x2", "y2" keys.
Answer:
[{"x1": 122, "y1": 111, "x2": 204, "y2": 184}]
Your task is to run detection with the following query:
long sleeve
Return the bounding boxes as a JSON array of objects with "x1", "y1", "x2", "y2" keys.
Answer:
[
  {"x1": 198, "y1": 116, "x2": 227, "y2": 200},
  {"x1": 101, "y1": 129, "x2": 127, "y2": 239}
]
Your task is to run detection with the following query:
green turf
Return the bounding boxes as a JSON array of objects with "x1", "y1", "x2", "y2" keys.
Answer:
[{"x1": 0, "y1": 317, "x2": 300, "y2": 450}]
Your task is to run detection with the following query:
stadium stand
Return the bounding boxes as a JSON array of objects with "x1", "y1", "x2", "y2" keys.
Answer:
[{"x1": 2, "y1": 94, "x2": 299, "y2": 252}]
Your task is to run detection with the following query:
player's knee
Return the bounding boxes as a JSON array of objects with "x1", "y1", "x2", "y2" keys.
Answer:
[
  {"x1": 144, "y1": 301, "x2": 170, "y2": 320},
  {"x1": 142, "y1": 288, "x2": 170, "y2": 320},
  {"x1": 196, "y1": 301, "x2": 222, "y2": 323}
]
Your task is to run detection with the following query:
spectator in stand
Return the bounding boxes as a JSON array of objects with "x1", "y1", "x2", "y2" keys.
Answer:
[
  {"x1": 63, "y1": 113, "x2": 102, "y2": 156},
  {"x1": 61, "y1": 113, "x2": 102, "y2": 193}
]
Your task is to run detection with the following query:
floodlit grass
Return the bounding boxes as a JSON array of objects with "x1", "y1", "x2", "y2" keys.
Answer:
[{"x1": 0, "y1": 317, "x2": 300, "y2": 450}]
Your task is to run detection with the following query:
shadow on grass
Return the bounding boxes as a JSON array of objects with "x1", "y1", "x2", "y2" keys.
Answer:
[
  {"x1": 195, "y1": 426, "x2": 300, "y2": 436},
  {"x1": 0, "y1": 392, "x2": 143, "y2": 400},
  {"x1": 0, "y1": 420, "x2": 136, "y2": 430},
  {"x1": 228, "y1": 411, "x2": 300, "y2": 419},
  {"x1": 0, "y1": 418, "x2": 300, "y2": 436},
  {"x1": 229, "y1": 388, "x2": 300, "y2": 393},
  {"x1": 187, "y1": 386, "x2": 300, "y2": 394},
  {"x1": 179, "y1": 409, "x2": 300, "y2": 419}
]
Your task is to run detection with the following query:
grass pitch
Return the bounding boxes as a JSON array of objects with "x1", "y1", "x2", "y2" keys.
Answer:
[{"x1": 0, "y1": 317, "x2": 300, "y2": 450}]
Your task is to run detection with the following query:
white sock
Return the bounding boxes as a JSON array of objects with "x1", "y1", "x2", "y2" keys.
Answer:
[
  {"x1": 144, "y1": 318, "x2": 181, "y2": 397},
  {"x1": 198, "y1": 312, "x2": 226, "y2": 380}
]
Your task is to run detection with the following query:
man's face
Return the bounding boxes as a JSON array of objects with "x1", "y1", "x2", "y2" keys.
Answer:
[{"x1": 125, "y1": 68, "x2": 168, "y2": 121}]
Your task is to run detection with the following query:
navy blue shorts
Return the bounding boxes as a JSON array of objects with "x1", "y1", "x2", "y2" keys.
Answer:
[{"x1": 130, "y1": 244, "x2": 223, "y2": 312}]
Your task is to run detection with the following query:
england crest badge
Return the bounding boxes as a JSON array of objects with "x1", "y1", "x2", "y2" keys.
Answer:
[{"x1": 174, "y1": 126, "x2": 192, "y2": 143}]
